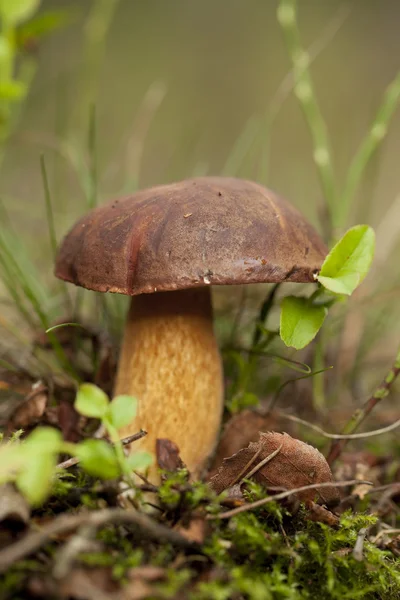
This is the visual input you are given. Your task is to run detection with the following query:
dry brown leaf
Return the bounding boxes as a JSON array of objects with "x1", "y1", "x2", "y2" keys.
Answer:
[
  {"x1": 175, "y1": 516, "x2": 208, "y2": 545},
  {"x1": 208, "y1": 409, "x2": 297, "y2": 478},
  {"x1": 6, "y1": 382, "x2": 47, "y2": 433},
  {"x1": 156, "y1": 438, "x2": 185, "y2": 472},
  {"x1": 307, "y1": 502, "x2": 340, "y2": 527},
  {"x1": 123, "y1": 565, "x2": 167, "y2": 600},
  {"x1": 28, "y1": 567, "x2": 119, "y2": 600},
  {"x1": 209, "y1": 431, "x2": 340, "y2": 506},
  {"x1": 57, "y1": 397, "x2": 81, "y2": 442}
]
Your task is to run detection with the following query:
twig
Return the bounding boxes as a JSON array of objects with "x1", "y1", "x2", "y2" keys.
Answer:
[
  {"x1": 327, "y1": 344, "x2": 400, "y2": 465},
  {"x1": 207, "y1": 479, "x2": 372, "y2": 520},
  {"x1": 244, "y1": 444, "x2": 283, "y2": 480},
  {"x1": 228, "y1": 446, "x2": 262, "y2": 488},
  {"x1": 352, "y1": 527, "x2": 368, "y2": 561},
  {"x1": 53, "y1": 524, "x2": 99, "y2": 580},
  {"x1": 56, "y1": 430, "x2": 147, "y2": 470},
  {"x1": 372, "y1": 528, "x2": 400, "y2": 544},
  {"x1": 0, "y1": 507, "x2": 198, "y2": 574},
  {"x1": 275, "y1": 411, "x2": 400, "y2": 439}
]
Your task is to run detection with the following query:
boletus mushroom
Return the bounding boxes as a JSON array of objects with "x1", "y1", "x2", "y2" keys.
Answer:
[{"x1": 55, "y1": 177, "x2": 327, "y2": 478}]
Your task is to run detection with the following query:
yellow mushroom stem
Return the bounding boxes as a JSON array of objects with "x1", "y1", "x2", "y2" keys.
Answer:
[{"x1": 114, "y1": 287, "x2": 224, "y2": 480}]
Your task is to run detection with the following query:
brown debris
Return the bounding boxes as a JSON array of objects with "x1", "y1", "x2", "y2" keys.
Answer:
[
  {"x1": 6, "y1": 382, "x2": 48, "y2": 434},
  {"x1": 0, "y1": 484, "x2": 30, "y2": 527},
  {"x1": 306, "y1": 502, "x2": 340, "y2": 527},
  {"x1": 209, "y1": 431, "x2": 340, "y2": 507},
  {"x1": 56, "y1": 396, "x2": 81, "y2": 442},
  {"x1": 123, "y1": 566, "x2": 168, "y2": 600},
  {"x1": 156, "y1": 438, "x2": 185, "y2": 473},
  {"x1": 175, "y1": 516, "x2": 208, "y2": 545},
  {"x1": 208, "y1": 410, "x2": 292, "y2": 478}
]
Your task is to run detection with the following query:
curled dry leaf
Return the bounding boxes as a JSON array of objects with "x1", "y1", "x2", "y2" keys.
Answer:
[
  {"x1": 208, "y1": 409, "x2": 297, "y2": 478},
  {"x1": 209, "y1": 431, "x2": 340, "y2": 507}
]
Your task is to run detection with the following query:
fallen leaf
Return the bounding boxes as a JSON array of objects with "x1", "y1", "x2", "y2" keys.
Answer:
[
  {"x1": 208, "y1": 410, "x2": 297, "y2": 478},
  {"x1": 6, "y1": 382, "x2": 48, "y2": 433},
  {"x1": 58, "y1": 567, "x2": 118, "y2": 600},
  {"x1": 57, "y1": 397, "x2": 80, "y2": 442},
  {"x1": 306, "y1": 502, "x2": 340, "y2": 527},
  {"x1": 175, "y1": 516, "x2": 208, "y2": 545},
  {"x1": 123, "y1": 565, "x2": 167, "y2": 600},
  {"x1": 156, "y1": 438, "x2": 185, "y2": 472},
  {"x1": 209, "y1": 431, "x2": 340, "y2": 507}
]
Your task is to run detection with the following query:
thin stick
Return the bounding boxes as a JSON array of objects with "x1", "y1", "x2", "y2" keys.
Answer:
[
  {"x1": 327, "y1": 344, "x2": 400, "y2": 465},
  {"x1": 372, "y1": 528, "x2": 400, "y2": 544},
  {"x1": 0, "y1": 506, "x2": 198, "y2": 574},
  {"x1": 275, "y1": 411, "x2": 400, "y2": 440},
  {"x1": 245, "y1": 444, "x2": 283, "y2": 480},
  {"x1": 207, "y1": 479, "x2": 372, "y2": 520},
  {"x1": 56, "y1": 430, "x2": 147, "y2": 470},
  {"x1": 352, "y1": 527, "x2": 368, "y2": 562},
  {"x1": 228, "y1": 446, "x2": 263, "y2": 488}
]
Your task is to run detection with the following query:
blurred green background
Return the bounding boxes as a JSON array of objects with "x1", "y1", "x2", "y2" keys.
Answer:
[{"x1": 4, "y1": 0, "x2": 400, "y2": 234}]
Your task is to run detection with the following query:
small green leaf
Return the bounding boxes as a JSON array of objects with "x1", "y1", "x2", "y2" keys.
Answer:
[
  {"x1": 15, "y1": 427, "x2": 62, "y2": 503},
  {"x1": 280, "y1": 296, "x2": 327, "y2": 350},
  {"x1": 107, "y1": 395, "x2": 137, "y2": 429},
  {"x1": 0, "y1": 0, "x2": 41, "y2": 25},
  {"x1": 25, "y1": 426, "x2": 62, "y2": 452},
  {"x1": 0, "y1": 79, "x2": 26, "y2": 100},
  {"x1": 316, "y1": 225, "x2": 375, "y2": 295},
  {"x1": 17, "y1": 451, "x2": 57, "y2": 505},
  {"x1": 75, "y1": 384, "x2": 109, "y2": 419},
  {"x1": 77, "y1": 439, "x2": 120, "y2": 480},
  {"x1": 125, "y1": 451, "x2": 153, "y2": 473},
  {"x1": 16, "y1": 8, "x2": 79, "y2": 45}
]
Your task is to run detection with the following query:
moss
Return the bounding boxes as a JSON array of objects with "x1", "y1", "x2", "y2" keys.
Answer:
[{"x1": 194, "y1": 510, "x2": 400, "y2": 600}]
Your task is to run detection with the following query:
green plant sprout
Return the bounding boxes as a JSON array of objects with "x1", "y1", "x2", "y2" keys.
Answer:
[
  {"x1": 280, "y1": 224, "x2": 376, "y2": 350},
  {"x1": 0, "y1": 385, "x2": 152, "y2": 505}
]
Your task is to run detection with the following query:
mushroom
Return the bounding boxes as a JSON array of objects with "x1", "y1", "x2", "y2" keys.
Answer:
[{"x1": 55, "y1": 177, "x2": 327, "y2": 478}]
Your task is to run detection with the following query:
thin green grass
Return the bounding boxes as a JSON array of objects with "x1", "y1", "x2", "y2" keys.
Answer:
[{"x1": 277, "y1": 0, "x2": 400, "y2": 240}]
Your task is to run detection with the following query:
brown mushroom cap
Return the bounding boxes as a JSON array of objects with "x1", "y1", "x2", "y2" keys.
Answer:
[{"x1": 55, "y1": 177, "x2": 327, "y2": 295}]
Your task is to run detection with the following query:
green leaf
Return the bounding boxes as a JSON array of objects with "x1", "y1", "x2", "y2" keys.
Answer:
[
  {"x1": 15, "y1": 428, "x2": 61, "y2": 505},
  {"x1": 280, "y1": 296, "x2": 327, "y2": 350},
  {"x1": 25, "y1": 426, "x2": 62, "y2": 452},
  {"x1": 107, "y1": 395, "x2": 137, "y2": 429},
  {"x1": 0, "y1": 37, "x2": 11, "y2": 60},
  {"x1": 77, "y1": 439, "x2": 120, "y2": 480},
  {"x1": 0, "y1": 79, "x2": 26, "y2": 100},
  {"x1": 17, "y1": 451, "x2": 56, "y2": 505},
  {"x1": 75, "y1": 384, "x2": 109, "y2": 419},
  {"x1": 125, "y1": 451, "x2": 153, "y2": 473},
  {"x1": 16, "y1": 8, "x2": 79, "y2": 43},
  {"x1": 0, "y1": 0, "x2": 41, "y2": 25},
  {"x1": 316, "y1": 225, "x2": 375, "y2": 295}
]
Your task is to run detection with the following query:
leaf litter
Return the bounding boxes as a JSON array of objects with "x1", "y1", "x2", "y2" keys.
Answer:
[{"x1": 0, "y1": 344, "x2": 399, "y2": 598}]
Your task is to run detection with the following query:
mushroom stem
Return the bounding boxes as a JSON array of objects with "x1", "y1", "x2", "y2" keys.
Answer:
[{"x1": 114, "y1": 288, "x2": 224, "y2": 479}]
